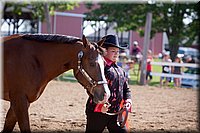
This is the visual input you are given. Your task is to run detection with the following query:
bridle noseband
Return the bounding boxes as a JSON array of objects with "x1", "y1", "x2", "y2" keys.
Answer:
[{"x1": 75, "y1": 50, "x2": 107, "y2": 91}]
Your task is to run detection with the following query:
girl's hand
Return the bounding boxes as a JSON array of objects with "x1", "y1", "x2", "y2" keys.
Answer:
[
  {"x1": 101, "y1": 103, "x2": 110, "y2": 113},
  {"x1": 124, "y1": 102, "x2": 131, "y2": 110},
  {"x1": 124, "y1": 99, "x2": 132, "y2": 112}
]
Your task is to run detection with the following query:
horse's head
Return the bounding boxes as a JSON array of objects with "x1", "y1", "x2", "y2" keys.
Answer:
[{"x1": 74, "y1": 35, "x2": 110, "y2": 104}]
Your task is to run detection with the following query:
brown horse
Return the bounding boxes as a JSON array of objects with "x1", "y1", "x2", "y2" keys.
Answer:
[{"x1": 2, "y1": 34, "x2": 110, "y2": 133}]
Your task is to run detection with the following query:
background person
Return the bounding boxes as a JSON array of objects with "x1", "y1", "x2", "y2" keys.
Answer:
[
  {"x1": 185, "y1": 55, "x2": 196, "y2": 72},
  {"x1": 146, "y1": 50, "x2": 153, "y2": 85},
  {"x1": 160, "y1": 52, "x2": 172, "y2": 87},
  {"x1": 124, "y1": 59, "x2": 134, "y2": 81},
  {"x1": 172, "y1": 56, "x2": 183, "y2": 87},
  {"x1": 131, "y1": 41, "x2": 142, "y2": 62},
  {"x1": 185, "y1": 55, "x2": 195, "y2": 64},
  {"x1": 85, "y1": 34, "x2": 132, "y2": 133}
]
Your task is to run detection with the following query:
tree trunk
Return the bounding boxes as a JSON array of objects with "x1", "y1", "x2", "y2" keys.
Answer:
[{"x1": 168, "y1": 37, "x2": 179, "y2": 61}]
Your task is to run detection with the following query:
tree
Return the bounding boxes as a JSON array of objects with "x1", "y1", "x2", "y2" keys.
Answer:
[
  {"x1": 3, "y1": 1, "x2": 78, "y2": 34},
  {"x1": 85, "y1": 2, "x2": 199, "y2": 60}
]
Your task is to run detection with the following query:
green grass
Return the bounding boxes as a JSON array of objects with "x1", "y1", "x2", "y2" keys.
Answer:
[
  {"x1": 128, "y1": 59, "x2": 174, "y2": 87},
  {"x1": 56, "y1": 70, "x2": 77, "y2": 83},
  {"x1": 57, "y1": 59, "x2": 174, "y2": 88}
]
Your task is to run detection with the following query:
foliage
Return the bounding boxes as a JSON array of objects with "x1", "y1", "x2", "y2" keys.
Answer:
[
  {"x1": 4, "y1": 1, "x2": 78, "y2": 21},
  {"x1": 85, "y1": 2, "x2": 199, "y2": 60}
]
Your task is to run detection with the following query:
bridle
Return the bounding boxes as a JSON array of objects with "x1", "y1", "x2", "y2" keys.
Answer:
[{"x1": 75, "y1": 50, "x2": 107, "y2": 92}]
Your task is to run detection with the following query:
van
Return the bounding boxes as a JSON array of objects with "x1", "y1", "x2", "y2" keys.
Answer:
[
  {"x1": 177, "y1": 47, "x2": 199, "y2": 62},
  {"x1": 181, "y1": 68, "x2": 199, "y2": 89}
]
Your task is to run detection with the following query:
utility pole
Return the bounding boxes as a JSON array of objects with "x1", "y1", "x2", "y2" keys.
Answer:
[
  {"x1": 44, "y1": 3, "x2": 52, "y2": 33},
  {"x1": 139, "y1": 12, "x2": 152, "y2": 85}
]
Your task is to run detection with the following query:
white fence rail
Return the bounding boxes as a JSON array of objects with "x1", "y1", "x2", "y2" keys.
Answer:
[
  {"x1": 151, "y1": 62, "x2": 199, "y2": 68},
  {"x1": 150, "y1": 62, "x2": 199, "y2": 80}
]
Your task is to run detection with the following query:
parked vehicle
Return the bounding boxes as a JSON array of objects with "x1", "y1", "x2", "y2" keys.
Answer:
[
  {"x1": 178, "y1": 47, "x2": 199, "y2": 62},
  {"x1": 181, "y1": 68, "x2": 200, "y2": 89}
]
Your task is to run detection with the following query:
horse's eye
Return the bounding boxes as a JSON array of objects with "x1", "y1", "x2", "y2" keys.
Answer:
[{"x1": 89, "y1": 56, "x2": 95, "y2": 60}]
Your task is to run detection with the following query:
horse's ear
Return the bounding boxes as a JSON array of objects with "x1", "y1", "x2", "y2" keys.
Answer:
[
  {"x1": 82, "y1": 34, "x2": 89, "y2": 48},
  {"x1": 97, "y1": 38, "x2": 105, "y2": 47}
]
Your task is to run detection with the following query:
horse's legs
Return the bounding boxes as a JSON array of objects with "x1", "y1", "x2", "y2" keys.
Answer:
[
  {"x1": 11, "y1": 94, "x2": 31, "y2": 133},
  {"x1": 1, "y1": 106, "x2": 17, "y2": 133}
]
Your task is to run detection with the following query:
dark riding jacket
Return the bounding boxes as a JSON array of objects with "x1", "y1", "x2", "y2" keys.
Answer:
[{"x1": 86, "y1": 58, "x2": 132, "y2": 114}]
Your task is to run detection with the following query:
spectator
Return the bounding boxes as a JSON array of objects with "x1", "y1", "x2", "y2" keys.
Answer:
[
  {"x1": 185, "y1": 55, "x2": 196, "y2": 71},
  {"x1": 185, "y1": 55, "x2": 195, "y2": 63},
  {"x1": 117, "y1": 53, "x2": 127, "y2": 67},
  {"x1": 132, "y1": 41, "x2": 142, "y2": 62},
  {"x1": 172, "y1": 56, "x2": 183, "y2": 87},
  {"x1": 146, "y1": 50, "x2": 153, "y2": 85},
  {"x1": 160, "y1": 52, "x2": 172, "y2": 87},
  {"x1": 124, "y1": 59, "x2": 134, "y2": 81}
]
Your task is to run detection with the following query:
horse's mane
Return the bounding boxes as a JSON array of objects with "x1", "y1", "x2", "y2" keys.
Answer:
[{"x1": 22, "y1": 34, "x2": 82, "y2": 44}]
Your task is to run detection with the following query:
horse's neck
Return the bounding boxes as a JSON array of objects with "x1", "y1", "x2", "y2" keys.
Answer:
[
  {"x1": 3, "y1": 34, "x2": 21, "y2": 42},
  {"x1": 36, "y1": 42, "x2": 82, "y2": 81}
]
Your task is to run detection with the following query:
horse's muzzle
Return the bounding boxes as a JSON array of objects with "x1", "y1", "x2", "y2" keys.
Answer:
[{"x1": 93, "y1": 84, "x2": 110, "y2": 104}]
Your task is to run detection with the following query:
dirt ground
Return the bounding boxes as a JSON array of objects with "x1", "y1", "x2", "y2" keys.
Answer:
[{"x1": 0, "y1": 81, "x2": 199, "y2": 133}]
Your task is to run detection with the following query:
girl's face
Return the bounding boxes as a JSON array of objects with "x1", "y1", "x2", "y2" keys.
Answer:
[{"x1": 104, "y1": 47, "x2": 119, "y2": 62}]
